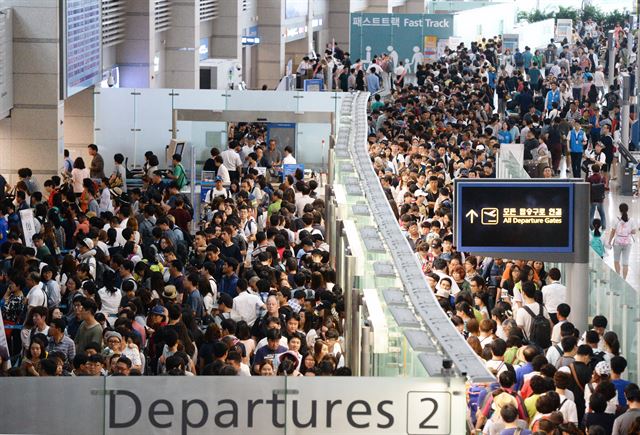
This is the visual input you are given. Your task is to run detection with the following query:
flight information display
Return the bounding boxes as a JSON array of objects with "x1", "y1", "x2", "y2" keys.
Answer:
[
  {"x1": 65, "y1": 0, "x2": 101, "y2": 98},
  {"x1": 455, "y1": 181, "x2": 574, "y2": 253}
]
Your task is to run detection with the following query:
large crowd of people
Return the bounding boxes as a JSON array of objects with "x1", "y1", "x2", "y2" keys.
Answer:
[
  {"x1": 1, "y1": 9, "x2": 639, "y2": 435},
  {"x1": 0, "y1": 125, "x2": 347, "y2": 380},
  {"x1": 362, "y1": 16, "x2": 639, "y2": 435}
]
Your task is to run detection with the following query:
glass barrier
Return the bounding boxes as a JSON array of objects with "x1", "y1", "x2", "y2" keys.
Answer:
[
  {"x1": 501, "y1": 147, "x2": 640, "y2": 383},
  {"x1": 329, "y1": 95, "x2": 456, "y2": 382},
  {"x1": 500, "y1": 149, "x2": 531, "y2": 179},
  {"x1": 94, "y1": 88, "x2": 346, "y2": 174}
]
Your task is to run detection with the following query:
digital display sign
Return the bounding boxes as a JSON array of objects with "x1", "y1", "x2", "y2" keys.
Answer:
[
  {"x1": 455, "y1": 181, "x2": 575, "y2": 253},
  {"x1": 64, "y1": 0, "x2": 102, "y2": 98}
]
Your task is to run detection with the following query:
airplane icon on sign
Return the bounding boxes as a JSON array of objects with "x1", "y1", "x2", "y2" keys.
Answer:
[{"x1": 481, "y1": 208, "x2": 499, "y2": 225}]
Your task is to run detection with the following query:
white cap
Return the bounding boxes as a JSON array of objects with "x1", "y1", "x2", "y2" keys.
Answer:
[{"x1": 81, "y1": 238, "x2": 94, "y2": 250}]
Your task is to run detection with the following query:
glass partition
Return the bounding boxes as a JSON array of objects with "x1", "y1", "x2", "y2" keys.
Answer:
[
  {"x1": 329, "y1": 94, "x2": 455, "y2": 381},
  {"x1": 295, "y1": 123, "x2": 331, "y2": 171},
  {"x1": 134, "y1": 88, "x2": 173, "y2": 169},
  {"x1": 94, "y1": 88, "x2": 345, "y2": 176},
  {"x1": 500, "y1": 149, "x2": 531, "y2": 179},
  {"x1": 172, "y1": 88, "x2": 227, "y2": 111},
  {"x1": 94, "y1": 87, "x2": 135, "y2": 175},
  {"x1": 501, "y1": 147, "x2": 640, "y2": 382}
]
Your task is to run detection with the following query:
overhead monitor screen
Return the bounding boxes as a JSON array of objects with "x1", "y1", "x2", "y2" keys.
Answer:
[
  {"x1": 455, "y1": 181, "x2": 574, "y2": 254},
  {"x1": 65, "y1": 0, "x2": 102, "y2": 98}
]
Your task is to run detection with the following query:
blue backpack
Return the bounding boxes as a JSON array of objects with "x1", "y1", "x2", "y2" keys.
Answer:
[{"x1": 514, "y1": 51, "x2": 524, "y2": 66}]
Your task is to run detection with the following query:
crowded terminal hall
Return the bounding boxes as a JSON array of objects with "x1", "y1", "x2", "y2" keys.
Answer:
[
  {"x1": 359, "y1": 15, "x2": 639, "y2": 435},
  {"x1": 1, "y1": 3, "x2": 640, "y2": 434}
]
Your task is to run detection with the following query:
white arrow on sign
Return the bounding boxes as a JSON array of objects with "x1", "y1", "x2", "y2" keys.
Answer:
[{"x1": 466, "y1": 209, "x2": 478, "y2": 223}]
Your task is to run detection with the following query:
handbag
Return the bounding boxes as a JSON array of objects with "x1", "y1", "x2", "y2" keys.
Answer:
[{"x1": 581, "y1": 159, "x2": 590, "y2": 174}]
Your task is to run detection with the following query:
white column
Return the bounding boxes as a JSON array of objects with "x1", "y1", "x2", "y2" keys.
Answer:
[
  {"x1": 117, "y1": 0, "x2": 153, "y2": 88},
  {"x1": 165, "y1": 0, "x2": 199, "y2": 88},
  {"x1": 0, "y1": 0, "x2": 63, "y2": 185},
  {"x1": 256, "y1": 0, "x2": 285, "y2": 89}
]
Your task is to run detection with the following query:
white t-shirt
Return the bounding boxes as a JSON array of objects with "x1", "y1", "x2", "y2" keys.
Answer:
[
  {"x1": 217, "y1": 164, "x2": 231, "y2": 184},
  {"x1": 98, "y1": 287, "x2": 122, "y2": 316},
  {"x1": 542, "y1": 281, "x2": 567, "y2": 314},
  {"x1": 485, "y1": 359, "x2": 508, "y2": 375},
  {"x1": 205, "y1": 187, "x2": 228, "y2": 202},
  {"x1": 283, "y1": 154, "x2": 297, "y2": 165},
  {"x1": 558, "y1": 393, "x2": 579, "y2": 424},
  {"x1": 220, "y1": 149, "x2": 242, "y2": 172},
  {"x1": 515, "y1": 302, "x2": 550, "y2": 338},
  {"x1": 27, "y1": 284, "x2": 47, "y2": 307},
  {"x1": 232, "y1": 291, "x2": 264, "y2": 327},
  {"x1": 551, "y1": 319, "x2": 566, "y2": 345},
  {"x1": 122, "y1": 344, "x2": 143, "y2": 368}
]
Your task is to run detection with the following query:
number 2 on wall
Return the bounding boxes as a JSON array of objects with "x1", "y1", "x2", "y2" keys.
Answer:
[
  {"x1": 406, "y1": 391, "x2": 450, "y2": 435},
  {"x1": 418, "y1": 398, "x2": 438, "y2": 429}
]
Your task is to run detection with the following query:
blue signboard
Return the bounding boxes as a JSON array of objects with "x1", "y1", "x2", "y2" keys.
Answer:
[
  {"x1": 304, "y1": 79, "x2": 324, "y2": 91},
  {"x1": 201, "y1": 187, "x2": 212, "y2": 203},
  {"x1": 455, "y1": 181, "x2": 575, "y2": 253},
  {"x1": 283, "y1": 164, "x2": 304, "y2": 179},
  {"x1": 242, "y1": 26, "x2": 260, "y2": 46},
  {"x1": 350, "y1": 13, "x2": 454, "y2": 68},
  {"x1": 199, "y1": 38, "x2": 209, "y2": 60}
]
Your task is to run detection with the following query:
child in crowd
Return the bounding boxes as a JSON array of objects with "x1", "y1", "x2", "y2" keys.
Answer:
[{"x1": 590, "y1": 218, "x2": 605, "y2": 258}]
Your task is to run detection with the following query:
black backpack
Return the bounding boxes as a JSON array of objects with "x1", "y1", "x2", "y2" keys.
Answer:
[
  {"x1": 590, "y1": 181, "x2": 605, "y2": 203},
  {"x1": 523, "y1": 304, "x2": 552, "y2": 349}
]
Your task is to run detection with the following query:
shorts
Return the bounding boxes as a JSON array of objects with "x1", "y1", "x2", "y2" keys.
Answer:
[{"x1": 613, "y1": 244, "x2": 632, "y2": 266}]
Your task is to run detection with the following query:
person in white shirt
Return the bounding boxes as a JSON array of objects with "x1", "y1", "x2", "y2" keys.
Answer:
[
  {"x1": 282, "y1": 146, "x2": 297, "y2": 165},
  {"x1": 220, "y1": 141, "x2": 243, "y2": 183},
  {"x1": 485, "y1": 338, "x2": 508, "y2": 376},
  {"x1": 515, "y1": 281, "x2": 551, "y2": 339},
  {"x1": 554, "y1": 371, "x2": 579, "y2": 424},
  {"x1": 551, "y1": 304, "x2": 571, "y2": 345},
  {"x1": 99, "y1": 178, "x2": 114, "y2": 213},
  {"x1": 478, "y1": 319, "x2": 494, "y2": 349},
  {"x1": 232, "y1": 283, "x2": 265, "y2": 327},
  {"x1": 240, "y1": 140, "x2": 255, "y2": 168},
  {"x1": 584, "y1": 361, "x2": 619, "y2": 414},
  {"x1": 26, "y1": 272, "x2": 47, "y2": 308},
  {"x1": 578, "y1": 315, "x2": 608, "y2": 351},
  {"x1": 213, "y1": 156, "x2": 231, "y2": 184},
  {"x1": 542, "y1": 268, "x2": 567, "y2": 324},
  {"x1": 98, "y1": 270, "x2": 122, "y2": 326},
  {"x1": 205, "y1": 177, "x2": 229, "y2": 202},
  {"x1": 295, "y1": 184, "x2": 314, "y2": 218},
  {"x1": 546, "y1": 321, "x2": 576, "y2": 366}
]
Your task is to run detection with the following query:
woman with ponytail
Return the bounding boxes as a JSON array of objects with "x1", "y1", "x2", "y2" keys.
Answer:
[{"x1": 608, "y1": 203, "x2": 636, "y2": 279}]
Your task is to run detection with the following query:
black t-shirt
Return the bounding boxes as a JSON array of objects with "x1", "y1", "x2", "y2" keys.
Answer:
[
  {"x1": 203, "y1": 158, "x2": 217, "y2": 172},
  {"x1": 584, "y1": 412, "x2": 616, "y2": 434},
  {"x1": 601, "y1": 135, "x2": 614, "y2": 158},
  {"x1": 416, "y1": 70, "x2": 428, "y2": 86},
  {"x1": 220, "y1": 242, "x2": 243, "y2": 263},
  {"x1": 604, "y1": 92, "x2": 620, "y2": 110},
  {"x1": 567, "y1": 362, "x2": 593, "y2": 424},
  {"x1": 547, "y1": 126, "x2": 562, "y2": 147}
]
